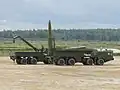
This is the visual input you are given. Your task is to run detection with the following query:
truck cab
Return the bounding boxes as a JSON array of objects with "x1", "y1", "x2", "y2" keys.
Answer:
[{"x1": 92, "y1": 49, "x2": 114, "y2": 65}]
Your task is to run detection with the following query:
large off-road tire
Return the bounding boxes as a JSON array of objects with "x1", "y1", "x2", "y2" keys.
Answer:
[
  {"x1": 30, "y1": 58, "x2": 37, "y2": 65},
  {"x1": 16, "y1": 59, "x2": 21, "y2": 64},
  {"x1": 21, "y1": 58, "x2": 27, "y2": 65},
  {"x1": 96, "y1": 59, "x2": 104, "y2": 65},
  {"x1": 86, "y1": 58, "x2": 93, "y2": 65},
  {"x1": 56, "y1": 58, "x2": 65, "y2": 66},
  {"x1": 43, "y1": 57, "x2": 53, "y2": 64},
  {"x1": 27, "y1": 57, "x2": 31, "y2": 64},
  {"x1": 82, "y1": 58, "x2": 93, "y2": 65},
  {"x1": 67, "y1": 58, "x2": 75, "y2": 66}
]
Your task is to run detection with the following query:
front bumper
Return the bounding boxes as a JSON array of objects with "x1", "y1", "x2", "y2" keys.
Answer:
[{"x1": 10, "y1": 56, "x2": 16, "y2": 61}]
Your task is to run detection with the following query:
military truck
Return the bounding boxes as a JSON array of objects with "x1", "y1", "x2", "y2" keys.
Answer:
[
  {"x1": 45, "y1": 20, "x2": 114, "y2": 66},
  {"x1": 9, "y1": 20, "x2": 114, "y2": 65},
  {"x1": 51, "y1": 47, "x2": 114, "y2": 66},
  {"x1": 9, "y1": 35, "x2": 48, "y2": 65}
]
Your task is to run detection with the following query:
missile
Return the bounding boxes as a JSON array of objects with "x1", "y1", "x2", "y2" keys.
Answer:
[
  {"x1": 48, "y1": 20, "x2": 53, "y2": 56},
  {"x1": 48, "y1": 20, "x2": 52, "y2": 39}
]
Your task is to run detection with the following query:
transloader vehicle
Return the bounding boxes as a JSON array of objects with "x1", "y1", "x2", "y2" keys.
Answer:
[
  {"x1": 10, "y1": 20, "x2": 114, "y2": 66},
  {"x1": 9, "y1": 35, "x2": 48, "y2": 65}
]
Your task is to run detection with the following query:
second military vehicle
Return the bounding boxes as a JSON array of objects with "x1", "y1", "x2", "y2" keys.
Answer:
[{"x1": 51, "y1": 47, "x2": 114, "y2": 66}]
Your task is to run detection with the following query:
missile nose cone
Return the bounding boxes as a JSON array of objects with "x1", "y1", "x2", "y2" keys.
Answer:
[
  {"x1": 48, "y1": 20, "x2": 51, "y2": 25},
  {"x1": 48, "y1": 20, "x2": 51, "y2": 29},
  {"x1": 48, "y1": 20, "x2": 50, "y2": 23}
]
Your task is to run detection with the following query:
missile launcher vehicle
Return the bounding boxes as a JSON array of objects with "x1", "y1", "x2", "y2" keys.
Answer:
[
  {"x1": 10, "y1": 20, "x2": 114, "y2": 66},
  {"x1": 52, "y1": 47, "x2": 114, "y2": 66}
]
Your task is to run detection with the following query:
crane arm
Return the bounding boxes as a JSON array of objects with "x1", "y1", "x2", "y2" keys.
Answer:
[{"x1": 13, "y1": 35, "x2": 40, "y2": 52}]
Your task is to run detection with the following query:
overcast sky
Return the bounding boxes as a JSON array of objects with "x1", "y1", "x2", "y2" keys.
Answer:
[{"x1": 0, "y1": 0, "x2": 120, "y2": 30}]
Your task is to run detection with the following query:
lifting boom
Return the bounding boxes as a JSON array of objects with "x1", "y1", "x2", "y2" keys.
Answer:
[{"x1": 13, "y1": 35, "x2": 40, "y2": 52}]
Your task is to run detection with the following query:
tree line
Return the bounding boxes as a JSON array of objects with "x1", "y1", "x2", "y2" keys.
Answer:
[{"x1": 1, "y1": 28, "x2": 120, "y2": 41}]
